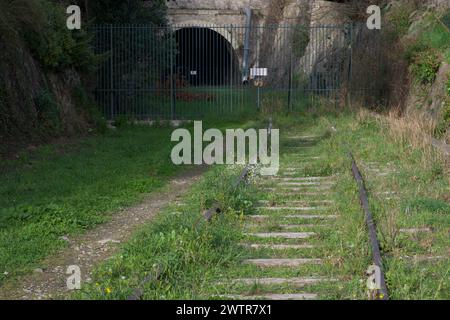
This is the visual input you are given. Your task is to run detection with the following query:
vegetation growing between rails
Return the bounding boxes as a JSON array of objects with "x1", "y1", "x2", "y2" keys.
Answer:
[
  {"x1": 340, "y1": 111, "x2": 449, "y2": 299},
  {"x1": 73, "y1": 110, "x2": 371, "y2": 300},
  {"x1": 73, "y1": 107, "x2": 448, "y2": 300},
  {"x1": 74, "y1": 165, "x2": 257, "y2": 299}
]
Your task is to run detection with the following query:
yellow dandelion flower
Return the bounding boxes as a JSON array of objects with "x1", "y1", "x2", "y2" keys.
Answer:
[{"x1": 105, "y1": 287, "x2": 112, "y2": 294}]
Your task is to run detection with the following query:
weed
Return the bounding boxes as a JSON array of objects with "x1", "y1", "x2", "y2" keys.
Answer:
[
  {"x1": 410, "y1": 49, "x2": 441, "y2": 84},
  {"x1": 74, "y1": 165, "x2": 256, "y2": 299},
  {"x1": 385, "y1": 1, "x2": 417, "y2": 38}
]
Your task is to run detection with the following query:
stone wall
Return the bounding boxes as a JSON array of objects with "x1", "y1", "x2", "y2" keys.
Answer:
[{"x1": 162, "y1": 0, "x2": 352, "y2": 84}]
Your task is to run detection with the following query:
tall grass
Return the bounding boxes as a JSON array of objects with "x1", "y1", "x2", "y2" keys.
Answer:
[
  {"x1": 357, "y1": 109, "x2": 448, "y2": 173},
  {"x1": 74, "y1": 165, "x2": 257, "y2": 299}
]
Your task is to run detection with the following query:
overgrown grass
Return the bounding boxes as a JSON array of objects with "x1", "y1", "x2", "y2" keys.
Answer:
[
  {"x1": 338, "y1": 111, "x2": 449, "y2": 299},
  {"x1": 0, "y1": 117, "x2": 263, "y2": 286},
  {"x1": 74, "y1": 109, "x2": 371, "y2": 300},
  {"x1": 74, "y1": 165, "x2": 257, "y2": 299},
  {"x1": 2, "y1": 105, "x2": 448, "y2": 299},
  {"x1": 0, "y1": 124, "x2": 189, "y2": 282}
]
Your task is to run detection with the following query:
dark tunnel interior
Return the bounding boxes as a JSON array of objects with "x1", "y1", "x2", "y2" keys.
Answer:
[{"x1": 174, "y1": 27, "x2": 239, "y2": 86}]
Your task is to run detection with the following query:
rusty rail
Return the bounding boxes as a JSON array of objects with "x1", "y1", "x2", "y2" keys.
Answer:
[
  {"x1": 127, "y1": 267, "x2": 161, "y2": 300},
  {"x1": 203, "y1": 118, "x2": 272, "y2": 221},
  {"x1": 203, "y1": 165, "x2": 251, "y2": 222},
  {"x1": 349, "y1": 152, "x2": 389, "y2": 300}
]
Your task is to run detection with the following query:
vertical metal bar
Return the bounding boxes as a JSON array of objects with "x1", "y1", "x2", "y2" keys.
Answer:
[
  {"x1": 288, "y1": 46, "x2": 292, "y2": 112},
  {"x1": 347, "y1": 23, "x2": 353, "y2": 108},
  {"x1": 170, "y1": 26, "x2": 175, "y2": 120},
  {"x1": 195, "y1": 27, "x2": 200, "y2": 117},
  {"x1": 230, "y1": 25, "x2": 233, "y2": 114},
  {"x1": 110, "y1": 24, "x2": 114, "y2": 120}
]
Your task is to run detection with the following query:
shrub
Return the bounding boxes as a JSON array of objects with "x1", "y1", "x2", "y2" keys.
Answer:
[
  {"x1": 22, "y1": 0, "x2": 97, "y2": 72},
  {"x1": 35, "y1": 89, "x2": 62, "y2": 135},
  {"x1": 292, "y1": 26, "x2": 310, "y2": 58},
  {"x1": 385, "y1": 1, "x2": 417, "y2": 38},
  {"x1": 410, "y1": 49, "x2": 441, "y2": 84},
  {"x1": 434, "y1": 77, "x2": 450, "y2": 137},
  {"x1": 72, "y1": 85, "x2": 107, "y2": 133}
]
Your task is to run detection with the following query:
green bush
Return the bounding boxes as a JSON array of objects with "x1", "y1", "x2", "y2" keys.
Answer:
[
  {"x1": 21, "y1": 0, "x2": 97, "y2": 72},
  {"x1": 35, "y1": 89, "x2": 62, "y2": 135},
  {"x1": 410, "y1": 49, "x2": 441, "y2": 84},
  {"x1": 385, "y1": 2, "x2": 416, "y2": 38},
  {"x1": 403, "y1": 39, "x2": 429, "y2": 64},
  {"x1": 435, "y1": 77, "x2": 450, "y2": 137},
  {"x1": 292, "y1": 26, "x2": 310, "y2": 58},
  {"x1": 72, "y1": 86, "x2": 107, "y2": 133}
]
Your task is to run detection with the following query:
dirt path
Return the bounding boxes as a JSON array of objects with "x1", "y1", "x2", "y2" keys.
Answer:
[{"x1": 0, "y1": 166, "x2": 206, "y2": 300}]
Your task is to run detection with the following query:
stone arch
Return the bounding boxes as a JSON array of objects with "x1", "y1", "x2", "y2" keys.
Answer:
[
  {"x1": 171, "y1": 21, "x2": 240, "y2": 52},
  {"x1": 172, "y1": 24, "x2": 242, "y2": 85}
]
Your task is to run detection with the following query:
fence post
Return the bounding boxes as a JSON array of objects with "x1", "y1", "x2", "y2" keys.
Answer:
[
  {"x1": 110, "y1": 24, "x2": 114, "y2": 120},
  {"x1": 288, "y1": 50, "x2": 293, "y2": 112},
  {"x1": 347, "y1": 23, "x2": 354, "y2": 108},
  {"x1": 230, "y1": 25, "x2": 233, "y2": 114},
  {"x1": 170, "y1": 28, "x2": 175, "y2": 120}
]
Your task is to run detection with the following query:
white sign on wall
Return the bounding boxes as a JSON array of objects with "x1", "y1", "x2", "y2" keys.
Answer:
[{"x1": 250, "y1": 68, "x2": 268, "y2": 78}]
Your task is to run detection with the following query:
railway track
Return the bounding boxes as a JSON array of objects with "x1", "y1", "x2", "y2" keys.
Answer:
[
  {"x1": 211, "y1": 120, "x2": 388, "y2": 300},
  {"x1": 128, "y1": 120, "x2": 390, "y2": 300}
]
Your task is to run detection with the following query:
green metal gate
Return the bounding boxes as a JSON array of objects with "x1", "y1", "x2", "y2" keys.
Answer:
[{"x1": 92, "y1": 24, "x2": 354, "y2": 120}]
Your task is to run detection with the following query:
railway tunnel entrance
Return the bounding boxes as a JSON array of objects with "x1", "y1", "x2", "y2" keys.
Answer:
[{"x1": 174, "y1": 27, "x2": 240, "y2": 86}]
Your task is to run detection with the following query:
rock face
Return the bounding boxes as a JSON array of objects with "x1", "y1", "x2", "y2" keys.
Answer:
[
  {"x1": 424, "y1": 0, "x2": 450, "y2": 11},
  {"x1": 0, "y1": 39, "x2": 92, "y2": 155},
  {"x1": 165, "y1": 0, "x2": 352, "y2": 88},
  {"x1": 404, "y1": 62, "x2": 450, "y2": 142}
]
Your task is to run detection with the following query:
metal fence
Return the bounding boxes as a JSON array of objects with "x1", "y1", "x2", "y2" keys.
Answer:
[{"x1": 92, "y1": 24, "x2": 355, "y2": 120}]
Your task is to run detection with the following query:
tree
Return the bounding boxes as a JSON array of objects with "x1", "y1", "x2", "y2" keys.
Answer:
[
  {"x1": 75, "y1": 0, "x2": 167, "y2": 25},
  {"x1": 81, "y1": 0, "x2": 172, "y2": 118}
]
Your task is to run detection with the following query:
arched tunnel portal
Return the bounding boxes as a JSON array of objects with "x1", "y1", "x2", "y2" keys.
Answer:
[{"x1": 173, "y1": 27, "x2": 241, "y2": 86}]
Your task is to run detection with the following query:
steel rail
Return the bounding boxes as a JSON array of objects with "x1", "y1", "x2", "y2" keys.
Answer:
[{"x1": 349, "y1": 152, "x2": 389, "y2": 300}]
